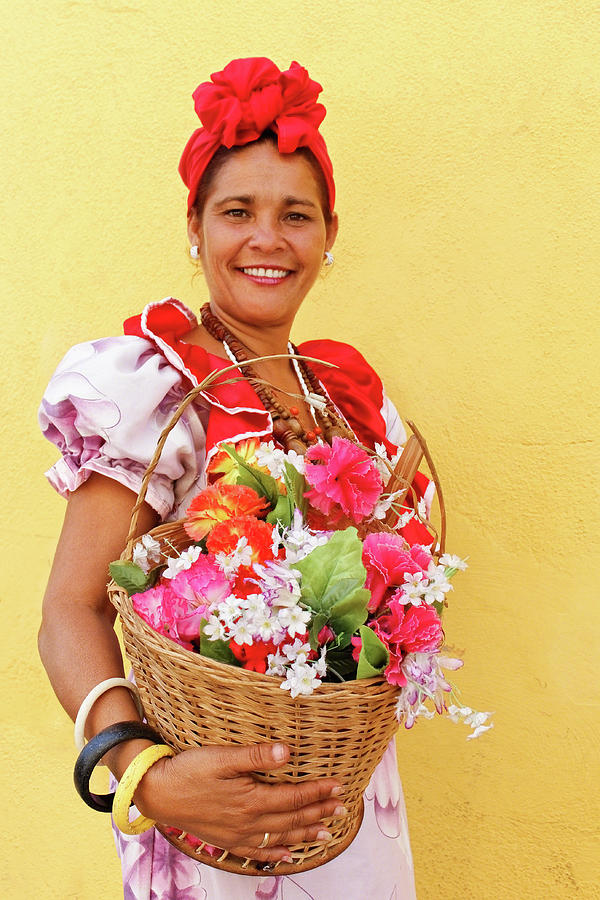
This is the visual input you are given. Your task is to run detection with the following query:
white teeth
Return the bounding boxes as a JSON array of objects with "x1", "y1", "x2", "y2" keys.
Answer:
[{"x1": 242, "y1": 267, "x2": 290, "y2": 278}]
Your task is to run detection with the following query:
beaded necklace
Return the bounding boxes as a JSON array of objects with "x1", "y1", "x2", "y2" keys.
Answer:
[{"x1": 200, "y1": 303, "x2": 354, "y2": 454}]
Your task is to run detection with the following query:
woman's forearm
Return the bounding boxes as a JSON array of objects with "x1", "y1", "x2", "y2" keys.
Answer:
[
  {"x1": 38, "y1": 599, "x2": 154, "y2": 777},
  {"x1": 39, "y1": 475, "x2": 161, "y2": 775}
]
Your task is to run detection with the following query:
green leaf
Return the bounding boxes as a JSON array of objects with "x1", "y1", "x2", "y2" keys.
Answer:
[
  {"x1": 283, "y1": 462, "x2": 307, "y2": 516},
  {"x1": 266, "y1": 492, "x2": 294, "y2": 528},
  {"x1": 323, "y1": 579, "x2": 369, "y2": 634},
  {"x1": 294, "y1": 529, "x2": 370, "y2": 633},
  {"x1": 199, "y1": 630, "x2": 236, "y2": 665},
  {"x1": 109, "y1": 561, "x2": 156, "y2": 596},
  {"x1": 222, "y1": 444, "x2": 280, "y2": 507},
  {"x1": 356, "y1": 625, "x2": 389, "y2": 679},
  {"x1": 265, "y1": 461, "x2": 308, "y2": 528}
]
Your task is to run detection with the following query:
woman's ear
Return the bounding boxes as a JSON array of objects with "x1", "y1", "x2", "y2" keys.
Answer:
[
  {"x1": 325, "y1": 211, "x2": 339, "y2": 253},
  {"x1": 187, "y1": 208, "x2": 202, "y2": 251}
]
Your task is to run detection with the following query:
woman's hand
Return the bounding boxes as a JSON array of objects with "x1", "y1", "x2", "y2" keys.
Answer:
[{"x1": 135, "y1": 741, "x2": 345, "y2": 864}]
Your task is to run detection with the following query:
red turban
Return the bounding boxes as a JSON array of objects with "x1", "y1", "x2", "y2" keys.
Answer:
[{"x1": 178, "y1": 57, "x2": 335, "y2": 213}]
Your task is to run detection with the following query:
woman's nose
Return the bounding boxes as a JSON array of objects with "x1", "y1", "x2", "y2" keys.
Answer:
[{"x1": 247, "y1": 217, "x2": 285, "y2": 252}]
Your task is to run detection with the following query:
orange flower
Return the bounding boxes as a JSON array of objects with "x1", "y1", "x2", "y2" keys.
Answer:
[
  {"x1": 206, "y1": 515, "x2": 275, "y2": 577},
  {"x1": 184, "y1": 483, "x2": 269, "y2": 540},
  {"x1": 207, "y1": 438, "x2": 264, "y2": 485}
]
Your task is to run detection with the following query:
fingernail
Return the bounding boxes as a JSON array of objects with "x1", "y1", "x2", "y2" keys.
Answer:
[
  {"x1": 317, "y1": 830, "x2": 332, "y2": 842},
  {"x1": 272, "y1": 743, "x2": 286, "y2": 762},
  {"x1": 330, "y1": 785, "x2": 343, "y2": 797},
  {"x1": 282, "y1": 854, "x2": 293, "y2": 863},
  {"x1": 334, "y1": 806, "x2": 347, "y2": 817}
]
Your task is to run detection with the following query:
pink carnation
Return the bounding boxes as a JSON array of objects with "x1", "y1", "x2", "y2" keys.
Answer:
[
  {"x1": 362, "y1": 533, "x2": 429, "y2": 612},
  {"x1": 169, "y1": 555, "x2": 232, "y2": 641},
  {"x1": 133, "y1": 555, "x2": 232, "y2": 646},
  {"x1": 132, "y1": 583, "x2": 192, "y2": 649},
  {"x1": 378, "y1": 601, "x2": 443, "y2": 656},
  {"x1": 304, "y1": 437, "x2": 383, "y2": 524},
  {"x1": 374, "y1": 601, "x2": 443, "y2": 687},
  {"x1": 132, "y1": 583, "x2": 175, "y2": 633}
]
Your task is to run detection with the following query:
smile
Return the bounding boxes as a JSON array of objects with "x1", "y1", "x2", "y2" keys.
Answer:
[{"x1": 239, "y1": 267, "x2": 292, "y2": 279}]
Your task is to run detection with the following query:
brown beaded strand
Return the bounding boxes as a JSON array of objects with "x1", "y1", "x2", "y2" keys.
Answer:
[
  {"x1": 288, "y1": 341, "x2": 355, "y2": 443},
  {"x1": 200, "y1": 304, "x2": 353, "y2": 453}
]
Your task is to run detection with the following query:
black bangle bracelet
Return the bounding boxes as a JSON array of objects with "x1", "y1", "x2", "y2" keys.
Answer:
[{"x1": 73, "y1": 720, "x2": 163, "y2": 813}]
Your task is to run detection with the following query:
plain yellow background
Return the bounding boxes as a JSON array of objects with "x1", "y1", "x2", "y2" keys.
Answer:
[{"x1": 2, "y1": 2, "x2": 599, "y2": 898}]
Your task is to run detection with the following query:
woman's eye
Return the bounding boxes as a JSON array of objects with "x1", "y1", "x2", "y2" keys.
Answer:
[
  {"x1": 224, "y1": 208, "x2": 249, "y2": 218},
  {"x1": 285, "y1": 212, "x2": 309, "y2": 222}
]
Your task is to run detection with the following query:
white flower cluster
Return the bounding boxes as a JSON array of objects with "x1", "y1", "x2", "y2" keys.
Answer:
[
  {"x1": 204, "y1": 556, "x2": 308, "y2": 643},
  {"x1": 447, "y1": 705, "x2": 494, "y2": 740},
  {"x1": 132, "y1": 534, "x2": 162, "y2": 573},
  {"x1": 162, "y1": 545, "x2": 202, "y2": 579},
  {"x1": 397, "y1": 556, "x2": 467, "y2": 607},
  {"x1": 273, "y1": 509, "x2": 330, "y2": 564},
  {"x1": 202, "y1": 550, "x2": 327, "y2": 697},
  {"x1": 214, "y1": 536, "x2": 253, "y2": 577},
  {"x1": 268, "y1": 640, "x2": 328, "y2": 699},
  {"x1": 372, "y1": 490, "x2": 415, "y2": 523},
  {"x1": 254, "y1": 440, "x2": 305, "y2": 479},
  {"x1": 372, "y1": 441, "x2": 402, "y2": 482},
  {"x1": 394, "y1": 652, "x2": 492, "y2": 739}
]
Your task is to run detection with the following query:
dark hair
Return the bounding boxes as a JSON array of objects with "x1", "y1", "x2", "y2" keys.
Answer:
[{"x1": 191, "y1": 130, "x2": 332, "y2": 225}]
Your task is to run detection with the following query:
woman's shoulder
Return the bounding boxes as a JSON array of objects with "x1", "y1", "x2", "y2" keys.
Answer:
[
  {"x1": 41, "y1": 332, "x2": 186, "y2": 413},
  {"x1": 44, "y1": 297, "x2": 200, "y2": 396},
  {"x1": 297, "y1": 337, "x2": 374, "y2": 367},
  {"x1": 297, "y1": 337, "x2": 386, "y2": 397},
  {"x1": 38, "y1": 306, "x2": 205, "y2": 520}
]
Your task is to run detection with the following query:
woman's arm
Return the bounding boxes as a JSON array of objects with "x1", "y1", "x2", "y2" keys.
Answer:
[{"x1": 39, "y1": 473, "x2": 344, "y2": 863}]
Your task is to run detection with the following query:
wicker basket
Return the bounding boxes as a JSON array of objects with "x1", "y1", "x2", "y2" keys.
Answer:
[{"x1": 108, "y1": 373, "x2": 440, "y2": 876}]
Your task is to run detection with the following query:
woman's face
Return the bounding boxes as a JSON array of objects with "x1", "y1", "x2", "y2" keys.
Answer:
[{"x1": 188, "y1": 141, "x2": 338, "y2": 331}]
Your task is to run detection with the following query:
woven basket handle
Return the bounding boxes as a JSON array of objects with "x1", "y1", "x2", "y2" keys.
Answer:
[
  {"x1": 406, "y1": 421, "x2": 446, "y2": 556},
  {"x1": 125, "y1": 354, "x2": 336, "y2": 546}
]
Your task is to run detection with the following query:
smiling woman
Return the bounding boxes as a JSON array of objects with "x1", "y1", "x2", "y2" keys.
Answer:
[
  {"x1": 38, "y1": 57, "x2": 419, "y2": 899},
  {"x1": 187, "y1": 138, "x2": 338, "y2": 334}
]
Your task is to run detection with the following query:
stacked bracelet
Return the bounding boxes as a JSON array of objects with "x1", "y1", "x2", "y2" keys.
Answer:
[
  {"x1": 73, "y1": 721, "x2": 163, "y2": 812},
  {"x1": 112, "y1": 743, "x2": 175, "y2": 835},
  {"x1": 74, "y1": 678, "x2": 144, "y2": 755}
]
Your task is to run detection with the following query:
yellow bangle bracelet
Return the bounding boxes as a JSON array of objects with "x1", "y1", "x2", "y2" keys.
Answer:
[{"x1": 112, "y1": 743, "x2": 175, "y2": 836}]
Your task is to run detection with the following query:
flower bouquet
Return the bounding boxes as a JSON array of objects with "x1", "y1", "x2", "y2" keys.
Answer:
[{"x1": 108, "y1": 369, "x2": 490, "y2": 875}]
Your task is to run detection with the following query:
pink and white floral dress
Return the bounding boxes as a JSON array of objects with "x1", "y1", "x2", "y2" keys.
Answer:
[{"x1": 39, "y1": 298, "x2": 422, "y2": 900}]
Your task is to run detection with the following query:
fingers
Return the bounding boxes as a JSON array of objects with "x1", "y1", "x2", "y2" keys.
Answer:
[
  {"x1": 229, "y1": 796, "x2": 348, "y2": 863},
  {"x1": 255, "y1": 798, "x2": 348, "y2": 838},
  {"x1": 231, "y1": 823, "x2": 336, "y2": 866},
  {"x1": 218, "y1": 741, "x2": 290, "y2": 776},
  {"x1": 254, "y1": 775, "x2": 343, "y2": 816}
]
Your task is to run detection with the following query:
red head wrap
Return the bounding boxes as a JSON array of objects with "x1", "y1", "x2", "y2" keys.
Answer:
[{"x1": 178, "y1": 57, "x2": 335, "y2": 213}]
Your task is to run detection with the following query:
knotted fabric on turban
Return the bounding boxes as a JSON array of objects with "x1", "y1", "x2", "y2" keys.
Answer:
[{"x1": 178, "y1": 57, "x2": 335, "y2": 213}]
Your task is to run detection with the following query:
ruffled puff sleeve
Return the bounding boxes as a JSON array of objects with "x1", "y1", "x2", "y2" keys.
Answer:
[{"x1": 38, "y1": 336, "x2": 207, "y2": 521}]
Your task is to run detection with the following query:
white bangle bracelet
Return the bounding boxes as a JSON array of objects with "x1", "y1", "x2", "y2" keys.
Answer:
[{"x1": 74, "y1": 678, "x2": 144, "y2": 755}]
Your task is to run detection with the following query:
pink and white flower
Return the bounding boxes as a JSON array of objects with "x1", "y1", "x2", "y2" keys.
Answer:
[{"x1": 304, "y1": 437, "x2": 383, "y2": 524}]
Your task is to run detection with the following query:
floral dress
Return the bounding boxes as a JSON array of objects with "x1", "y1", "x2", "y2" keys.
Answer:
[{"x1": 39, "y1": 298, "x2": 423, "y2": 900}]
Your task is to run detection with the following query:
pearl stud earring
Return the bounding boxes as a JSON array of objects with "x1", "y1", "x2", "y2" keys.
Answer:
[
  {"x1": 324, "y1": 251, "x2": 334, "y2": 266},
  {"x1": 190, "y1": 245, "x2": 200, "y2": 259}
]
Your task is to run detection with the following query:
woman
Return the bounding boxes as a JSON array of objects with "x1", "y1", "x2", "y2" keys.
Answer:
[{"x1": 39, "y1": 58, "x2": 418, "y2": 899}]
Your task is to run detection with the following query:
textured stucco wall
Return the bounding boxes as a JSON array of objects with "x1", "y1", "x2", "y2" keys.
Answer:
[{"x1": 2, "y1": 2, "x2": 599, "y2": 897}]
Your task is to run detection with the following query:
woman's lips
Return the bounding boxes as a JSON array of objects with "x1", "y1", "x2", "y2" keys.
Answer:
[{"x1": 238, "y1": 266, "x2": 293, "y2": 285}]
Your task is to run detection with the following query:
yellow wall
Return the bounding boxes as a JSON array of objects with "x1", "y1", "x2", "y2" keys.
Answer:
[{"x1": 2, "y1": 2, "x2": 598, "y2": 897}]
